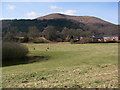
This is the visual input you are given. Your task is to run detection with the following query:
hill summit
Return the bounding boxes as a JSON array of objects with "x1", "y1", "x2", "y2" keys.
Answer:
[
  {"x1": 36, "y1": 13, "x2": 113, "y2": 25},
  {"x1": 2, "y1": 13, "x2": 118, "y2": 40}
]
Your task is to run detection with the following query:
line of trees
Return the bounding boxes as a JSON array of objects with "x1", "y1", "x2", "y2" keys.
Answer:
[
  {"x1": 2, "y1": 19, "x2": 118, "y2": 43},
  {"x1": 3, "y1": 25, "x2": 93, "y2": 43}
]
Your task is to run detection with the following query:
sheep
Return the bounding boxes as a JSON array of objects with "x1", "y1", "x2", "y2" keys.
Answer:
[
  {"x1": 45, "y1": 47, "x2": 49, "y2": 51},
  {"x1": 33, "y1": 48, "x2": 35, "y2": 50}
]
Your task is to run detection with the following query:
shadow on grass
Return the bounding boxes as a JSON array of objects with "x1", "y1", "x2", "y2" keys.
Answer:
[{"x1": 2, "y1": 55, "x2": 50, "y2": 67}]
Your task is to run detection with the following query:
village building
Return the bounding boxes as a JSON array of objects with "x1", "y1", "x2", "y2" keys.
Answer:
[
  {"x1": 92, "y1": 35, "x2": 104, "y2": 42},
  {"x1": 103, "y1": 35, "x2": 119, "y2": 42}
]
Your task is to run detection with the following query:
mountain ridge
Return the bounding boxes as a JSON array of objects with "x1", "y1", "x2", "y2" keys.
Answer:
[
  {"x1": 36, "y1": 13, "x2": 114, "y2": 25},
  {"x1": 2, "y1": 13, "x2": 118, "y2": 37}
]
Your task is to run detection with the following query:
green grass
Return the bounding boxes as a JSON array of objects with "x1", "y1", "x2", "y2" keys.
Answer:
[{"x1": 2, "y1": 43, "x2": 118, "y2": 88}]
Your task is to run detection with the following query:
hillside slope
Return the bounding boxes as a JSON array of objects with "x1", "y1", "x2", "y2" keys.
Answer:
[
  {"x1": 36, "y1": 13, "x2": 118, "y2": 35},
  {"x1": 2, "y1": 13, "x2": 118, "y2": 36},
  {"x1": 36, "y1": 13, "x2": 113, "y2": 25}
]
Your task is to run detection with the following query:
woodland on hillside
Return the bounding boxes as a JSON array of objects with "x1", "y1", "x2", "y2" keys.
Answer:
[{"x1": 2, "y1": 18, "x2": 118, "y2": 43}]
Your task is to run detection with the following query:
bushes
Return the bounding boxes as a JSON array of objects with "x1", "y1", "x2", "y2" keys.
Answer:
[{"x1": 2, "y1": 42, "x2": 29, "y2": 60}]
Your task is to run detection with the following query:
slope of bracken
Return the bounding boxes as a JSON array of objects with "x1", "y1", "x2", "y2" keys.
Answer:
[{"x1": 36, "y1": 13, "x2": 114, "y2": 25}]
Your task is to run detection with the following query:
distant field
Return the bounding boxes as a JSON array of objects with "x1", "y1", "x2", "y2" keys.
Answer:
[{"x1": 2, "y1": 43, "x2": 118, "y2": 88}]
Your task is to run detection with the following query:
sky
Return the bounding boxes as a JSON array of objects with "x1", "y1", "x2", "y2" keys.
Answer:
[{"x1": 1, "y1": 2, "x2": 118, "y2": 24}]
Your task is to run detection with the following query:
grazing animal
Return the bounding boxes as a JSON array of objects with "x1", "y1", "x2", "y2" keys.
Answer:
[
  {"x1": 46, "y1": 47, "x2": 49, "y2": 51},
  {"x1": 33, "y1": 48, "x2": 35, "y2": 50}
]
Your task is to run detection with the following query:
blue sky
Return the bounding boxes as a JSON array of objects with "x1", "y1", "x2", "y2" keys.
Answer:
[{"x1": 1, "y1": 2, "x2": 118, "y2": 24}]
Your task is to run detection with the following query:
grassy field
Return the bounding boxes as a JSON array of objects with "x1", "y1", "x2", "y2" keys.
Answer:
[{"x1": 2, "y1": 43, "x2": 118, "y2": 88}]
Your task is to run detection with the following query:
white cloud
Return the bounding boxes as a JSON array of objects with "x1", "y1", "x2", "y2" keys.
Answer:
[
  {"x1": 49, "y1": 5, "x2": 61, "y2": 9},
  {"x1": 25, "y1": 11, "x2": 39, "y2": 19},
  {"x1": 58, "y1": 10, "x2": 77, "y2": 15},
  {"x1": 7, "y1": 5, "x2": 16, "y2": 10}
]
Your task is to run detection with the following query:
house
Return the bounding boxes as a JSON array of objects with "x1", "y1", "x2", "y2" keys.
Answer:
[
  {"x1": 92, "y1": 35, "x2": 104, "y2": 42},
  {"x1": 117, "y1": 36, "x2": 120, "y2": 41},
  {"x1": 80, "y1": 37, "x2": 83, "y2": 40},
  {"x1": 103, "y1": 35, "x2": 119, "y2": 42}
]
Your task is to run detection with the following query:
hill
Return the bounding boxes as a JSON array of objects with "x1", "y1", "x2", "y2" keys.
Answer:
[
  {"x1": 36, "y1": 13, "x2": 113, "y2": 25},
  {"x1": 2, "y1": 13, "x2": 118, "y2": 41},
  {"x1": 36, "y1": 13, "x2": 118, "y2": 36}
]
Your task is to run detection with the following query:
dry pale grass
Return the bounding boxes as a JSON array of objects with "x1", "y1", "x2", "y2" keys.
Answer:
[{"x1": 3, "y1": 64, "x2": 118, "y2": 88}]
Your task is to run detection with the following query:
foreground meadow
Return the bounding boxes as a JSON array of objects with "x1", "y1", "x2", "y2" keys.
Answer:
[{"x1": 2, "y1": 43, "x2": 118, "y2": 88}]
